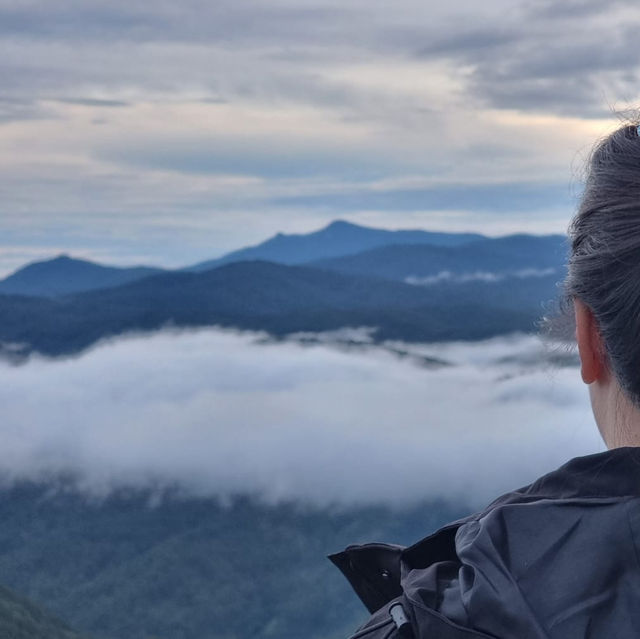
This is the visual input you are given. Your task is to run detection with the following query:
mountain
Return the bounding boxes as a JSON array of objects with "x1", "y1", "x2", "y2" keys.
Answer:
[
  {"x1": 187, "y1": 220, "x2": 486, "y2": 271},
  {"x1": 0, "y1": 255, "x2": 165, "y2": 297},
  {"x1": 309, "y1": 234, "x2": 568, "y2": 281},
  {"x1": 0, "y1": 481, "x2": 465, "y2": 639},
  {"x1": 0, "y1": 260, "x2": 559, "y2": 358},
  {"x1": 0, "y1": 582, "x2": 85, "y2": 639}
]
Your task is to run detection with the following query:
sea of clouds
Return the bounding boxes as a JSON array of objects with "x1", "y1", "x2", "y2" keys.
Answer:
[{"x1": 0, "y1": 328, "x2": 602, "y2": 508}]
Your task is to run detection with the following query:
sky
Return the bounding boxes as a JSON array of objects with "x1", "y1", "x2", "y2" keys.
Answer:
[
  {"x1": 1, "y1": 0, "x2": 639, "y2": 275},
  {"x1": 0, "y1": 328, "x2": 602, "y2": 508}
]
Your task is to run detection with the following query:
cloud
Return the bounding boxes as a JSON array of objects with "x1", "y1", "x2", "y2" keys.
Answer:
[
  {"x1": 1, "y1": 2, "x2": 636, "y2": 117},
  {"x1": 0, "y1": 329, "x2": 600, "y2": 508},
  {"x1": 56, "y1": 98, "x2": 130, "y2": 108},
  {"x1": 0, "y1": 0, "x2": 634, "y2": 268},
  {"x1": 0, "y1": 3, "x2": 165, "y2": 41},
  {"x1": 102, "y1": 136, "x2": 398, "y2": 180},
  {"x1": 527, "y1": 0, "x2": 635, "y2": 21},
  {"x1": 0, "y1": 97, "x2": 56, "y2": 124},
  {"x1": 272, "y1": 182, "x2": 575, "y2": 213},
  {"x1": 406, "y1": 267, "x2": 558, "y2": 285}
]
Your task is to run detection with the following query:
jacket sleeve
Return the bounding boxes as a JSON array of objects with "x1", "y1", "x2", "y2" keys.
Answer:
[
  {"x1": 330, "y1": 531, "x2": 499, "y2": 639},
  {"x1": 341, "y1": 594, "x2": 499, "y2": 639}
]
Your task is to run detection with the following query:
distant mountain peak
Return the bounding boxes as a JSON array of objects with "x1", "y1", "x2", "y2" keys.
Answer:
[
  {"x1": 0, "y1": 254, "x2": 164, "y2": 297},
  {"x1": 271, "y1": 220, "x2": 360, "y2": 239},
  {"x1": 325, "y1": 219, "x2": 359, "y2": 229},
  {"x1": 321, "y1": 220, "x2": 365, "y2": 236},
  {"x1": 187, "y1": 220, "x2": 488, "y2": 271},
  {"x1": 50, "y1": 254, "x2": 84, "y2": 263}
]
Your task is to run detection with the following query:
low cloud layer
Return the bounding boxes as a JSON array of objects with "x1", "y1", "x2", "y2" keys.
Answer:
[
  {"x1": 0, "y1": 329, "x2": 601, "y2": 508},
  {"x1": 406, "y1": 268, "x2": 558, "y2": 285}
]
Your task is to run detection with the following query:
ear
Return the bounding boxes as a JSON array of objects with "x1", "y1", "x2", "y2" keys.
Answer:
[{"x1": 574, "y1": 297, "x2": 607, "y2": 384}]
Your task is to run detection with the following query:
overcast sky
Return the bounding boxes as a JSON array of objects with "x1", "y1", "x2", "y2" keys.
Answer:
[
  {"x1": 0, "y1": 329, "x2": 602, "y2": 507},
  {"x1": 1, "y1": 0, "x2": 638, "y2": 275}
]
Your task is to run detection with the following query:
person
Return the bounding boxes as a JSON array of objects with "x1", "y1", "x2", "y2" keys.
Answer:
[{"x1": 330, "y1": 122, "x2": 640, "y2": 639}]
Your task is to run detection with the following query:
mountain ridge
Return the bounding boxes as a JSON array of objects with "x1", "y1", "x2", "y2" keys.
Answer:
[
  {"x1": 0, "y1": 254, "x2": 165, "y2": 297},
  {"x1": 308, "y1": 233, "x2": 568, "y2": 281},
  {"x1": 0, "y1": 222, "x2": 564, "y2": 298},
  {"x1": 185, "y1": 219, "x2": 487, "y2": 270},
  {"x1": 0, "y1": 259, "x2": 558, "y2": 359}
]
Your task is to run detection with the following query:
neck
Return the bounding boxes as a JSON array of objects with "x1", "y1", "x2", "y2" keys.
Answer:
[{"x1": 595, "y1": 381, "x2": 640, "y2": 448}]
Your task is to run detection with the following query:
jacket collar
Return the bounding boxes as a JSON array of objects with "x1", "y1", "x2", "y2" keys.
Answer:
[{"x1": 510, "y1": 446, "x2": 640, "y2": 500}]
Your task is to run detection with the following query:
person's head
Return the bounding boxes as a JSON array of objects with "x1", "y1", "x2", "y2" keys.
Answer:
[{"x1": 559, "y1": 122, "x2": 640, "y2": 448}]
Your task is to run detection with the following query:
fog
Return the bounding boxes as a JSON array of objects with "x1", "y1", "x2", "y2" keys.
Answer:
[
  {"x1": 406, "y1": 268, "x2": 558, "y2": 285},
  {"x1": 0, "y1": 328, "x2": 602, "y2": 508}
]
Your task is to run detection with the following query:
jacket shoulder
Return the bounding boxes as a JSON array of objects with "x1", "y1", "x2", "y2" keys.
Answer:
[{"x1": 332, "y1": 450, "x2": 640, "y2": 638}]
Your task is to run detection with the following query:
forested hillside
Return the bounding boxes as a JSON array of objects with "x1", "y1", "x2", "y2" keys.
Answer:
[
  {"x1": 0, "y1": 255, "x2": 163, "y2": 297},
  {"x1": 309, "y1": 234, "x2": 567, "y2": 281},
  {"x1": 0, "y1": 483, "x2": 466, "y2": 639},
  {"x1": 0, "y1": 582, "x2": 86, "y2": 639},
  {"x1": 0, "y1": 260, "x2": 557, "y2": 359}
]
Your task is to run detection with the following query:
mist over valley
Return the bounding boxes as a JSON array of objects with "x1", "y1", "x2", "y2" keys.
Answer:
[
  {"x1": 0, "y1": 324, "x2": 600, "y2": 639},
  {"x1": 0, "y1": 221, "x2": 595, "y2": 639},
  {"x1": 0, "y1": 327, "x2": 598, "y2": 505}
]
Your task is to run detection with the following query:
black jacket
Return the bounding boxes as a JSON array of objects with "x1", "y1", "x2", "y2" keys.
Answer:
[{"x1": 331, "y1": 448, "x2": 640, "y2": 638}]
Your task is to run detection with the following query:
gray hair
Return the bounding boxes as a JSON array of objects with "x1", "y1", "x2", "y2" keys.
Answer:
[{"x1": 546, "y1": 123, "x2": 640, "y2": 406}]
